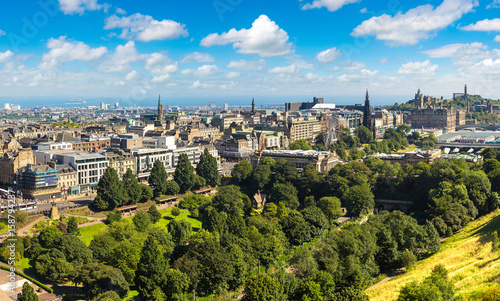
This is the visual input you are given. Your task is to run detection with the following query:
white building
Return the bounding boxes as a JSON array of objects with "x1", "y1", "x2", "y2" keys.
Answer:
[
  {"x1": 4, "y1": 103, "x2": 10, "y2": 110},
  {"x1": 11, "y1": 104, "x2": 20, "y2": 111},
  {"x1": 34, "y1": 150, "x2": 109, "y2": 191}
]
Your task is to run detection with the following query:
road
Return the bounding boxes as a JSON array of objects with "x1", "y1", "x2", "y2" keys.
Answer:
[{"x1": 26, "y1": 195, "x2": 93, "y2": 215}]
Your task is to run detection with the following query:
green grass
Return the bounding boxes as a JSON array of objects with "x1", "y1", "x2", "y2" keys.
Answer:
[
  {"x1": 18, "y1": 257, "x2": 33, "y2": 271},
  {"x1": 124, "y1": 290, "x2": 139, "y2": 300},
  {"x1": 157, "y1": 207, "x2": 202, "y2": 230},
  {"x1": 366, "y1": 209, "x2": 500, "y2": 301},
  {"x1": 79, "y1": 223, "x2": 108, "y2": 246},
  {"x1": 0, "y1": 222, "x2": 7, "y2": 233}
]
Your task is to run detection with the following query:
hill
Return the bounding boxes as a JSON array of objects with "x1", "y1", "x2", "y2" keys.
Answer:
[{"x1": 366, "y1": 209, "x2": 500, "y2": 300}]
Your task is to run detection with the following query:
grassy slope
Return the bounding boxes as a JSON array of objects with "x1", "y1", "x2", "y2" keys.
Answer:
[
  {"x1": 79, "y1": 207, "x2": 202, "y2": 246},
  {"x1": 366, "y1": 209, "x2": 500, "y2": 301}
]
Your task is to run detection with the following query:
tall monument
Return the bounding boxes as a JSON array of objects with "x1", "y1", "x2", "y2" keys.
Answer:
[
  {"x1": 157, "y1": 94, "x2": 163, "y2": 121},
  {"x1": 251, "y1": 98, "x2": 255, "y2": 113},
  {"x1": 465, "y1": 85, "x2": 469, "y2": 112},
  {"x1": 363, "y1": 90, "x2": 371, "y2": 128}
]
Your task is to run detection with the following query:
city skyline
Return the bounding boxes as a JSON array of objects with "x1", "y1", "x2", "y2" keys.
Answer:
[{"x1": 1, "y1": 0, "x2": 500, "y2": 106}]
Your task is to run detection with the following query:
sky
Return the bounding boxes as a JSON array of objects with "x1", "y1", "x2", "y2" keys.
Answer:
[{"x1": 1, "y1": 0, "x2": 500, "y2": 107}]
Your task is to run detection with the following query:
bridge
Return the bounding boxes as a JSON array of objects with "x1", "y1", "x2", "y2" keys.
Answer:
[{"x1": 375, "y1": 199, "x2": 414, "y2": 214}]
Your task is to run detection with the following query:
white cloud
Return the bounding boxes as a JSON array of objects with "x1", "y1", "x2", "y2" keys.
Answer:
[
  {"x1": 487, "y1": 0, "x2": 500, "y2": 9},
  {"x1": 104, "y1": 13, "x2": 188, "y2": 42},
  {"x1": 125, "y1": 71, "x2": 137, "y2": 81},
  {"x1": 470, "y1": 58, "x2": 500, "y2": 74},
  {"x1": 352, "y1": 0, "x2": 477, "y2": 46},
  {"x1": 180, "y1": 52, "x2": 215, "y2": 64},
  {"x1": 422, "y1": 43, "x2": 469, "y2": 58},
  {"x1": 397, "y1": 60, "x2": 438, "y2": 74},
  {"x1": 302, "y1": 0, "x2": 360, "y2": 12},
  {"x1": 181, "y1": 65, "x2": 221, "y2": 77},
  {"x1": 0, "y1": 51, "x2": 14, "y2": 63},
  {"x1": 41, "y1": 36, "x2": 107, "y2": 66},
  {"x1": 116, "y1": 7, "x2": 126, "y2": 15},
  {"x1": 495, "y1": 36, "x2": 500, "y2": 42},
  {"x1": 268, "y1": 64, "x2": 299, "y2": 74},
  {"x1": 100, "y1": 41, "x2": 147, "y2": 72},
  {"x1": 200, "y1": 15, "x2": 293, "y2": 57},
  {"x1": 0, "y1": 29, "x2": 5, "y2": 36},
  {"x1": 360, "y1": 8, "x2": 368, "y2": 13},
  {"x1": 342, "y1": 61, "x2": 367, "y2": 70},
  {"x1": 190, "y1": 80, "x2": 213, "y2": 89},
  {"x1": 151, "y1": 74, "x2": 171, "y2": 83},
  {"x1": 225, "y1": 72, "x2": 241, "y2": 79},
  {"x1": 227, "y1": 59, "x2": 268, "y2": 70},
  {"x1": 145, "y1": 53, "x2": 178, "y2": 74},
  {"x1": 316, "y1": 47, "x2": 342, "y2": 63},
  {"x1": 462, "y1": 18, "x2": 500, "y2": 31},
  {"x1": 58, "y1": 0, "x2": 101, "y2": 15},
  {"x1": 337, "y1": 69, "x2": 378, "y2": 82},
  {"x1": 379, "y1": 57, "x2": 388, "y2": 64}
]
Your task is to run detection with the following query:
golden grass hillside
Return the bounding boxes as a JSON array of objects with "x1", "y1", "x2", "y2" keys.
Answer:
[{"x1": 366, "y1": 209, "x2": 500, "y2": 301}]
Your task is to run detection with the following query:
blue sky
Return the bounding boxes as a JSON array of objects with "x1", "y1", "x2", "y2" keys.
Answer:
[{"x1": 1, "y1": 0, "x2": 500, "y2": 107}]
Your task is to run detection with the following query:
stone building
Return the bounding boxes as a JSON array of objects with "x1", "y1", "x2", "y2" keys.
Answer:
[
  {"x1": 250, "y1": 149, "x2": 339, "y2": 172},
  {"x1": 0, "y1": 149, "x2": 36, "y2": 187}
]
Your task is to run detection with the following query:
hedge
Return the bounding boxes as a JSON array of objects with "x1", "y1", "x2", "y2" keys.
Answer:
[{"x1": 0, "y1": 265, "x2": 54, "y2": 293}]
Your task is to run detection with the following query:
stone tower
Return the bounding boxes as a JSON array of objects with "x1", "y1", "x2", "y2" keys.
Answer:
[
  {"x1": 363, "y1": 90, "x2": 371, "y2": 128},
  {"x1": 415, "y1": 88, "x2": 424, "y2": 108},
  {"x1": 157, "y1": 94, "x2": 163, "y2": 121},
  {"x1": 251, "y1": 98, "x2": 255, "y2": 113},
  {"x1": 465, "y1": 84, "x2": 469, "y2": 112}
]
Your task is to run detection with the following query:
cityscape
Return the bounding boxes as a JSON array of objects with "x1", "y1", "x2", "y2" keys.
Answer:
[{"x1": 2, "y1": 0, "x2": 500, "y2": 301}]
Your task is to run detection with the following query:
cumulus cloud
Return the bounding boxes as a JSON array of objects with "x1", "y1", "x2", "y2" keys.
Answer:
[
  {"x1": 41, "y1": 36, "x2": 107, "y2": 67},
  {"x1": 116, "y1": 7, "x2": 126, "y2": 15},
  {"x1": 316, "y1": 47, "x2": 342, "y2": 63},
  {"x1": 181, "y1": 65, "x2": 221, "y2": 77},
  {"x1": 58, "y1": 0, "x2": 101, "y2": 14},
  {"x1": 421, "y1": 43, "x2": 470, "y2": 58},
  {"x1": 0, "y1": 51, "x2": 14, "y2": 63},
  {"x1": 337, "y1": 69, "x2": 378, "y2": 82},
  {"x1": 145, "y1": 53, "x2": 178, "y2": 74},
  {"x1": 125, "y1": 70, "x2": 137, "y2": 81},
  {"x1": 397, "y1": 60, "x2": 438, "y2": 74},
  {"x1": 487, "y1": 0, "x2": 500, "y2": 9},
  {"x1": 104, "y1": 13, "x2": 188, "y2": 42},
  {"x1": 302, "y1": 0, "x2": 360, "y2": 12},
  {"x1": 352, "y1": 0, "x2": 477, "y2": 46},
  {"x1": 462, "y1": 18, "x2": 500, "y2": 31},
  {"x1": 225, "y1": 72, "x2": 241, "y2": 79},
  {"x1": 190, "y1": 80, "x2": 213, "y2": 89},
  {"x1": 99, "y1": 41, "x2": 147, "y2": 72},
  {"x1": 341, "y1": 61, "x2": 367, "y2": 70},
  {"x1": 0, "y1": 29, "x2": 5, "y2": 36},
  {"x1": 151, "y1": 74, "x2": 171, "y2": 83},
  {"x1": 268, "y1": 64, "x2": 300, "y2": 74},
  {"x1": 200, "y1": 15, "x2": 293, "y2": 57},
  {"x1": 379, "y1": 57, "x2": 388, "y2": 64},
  {"x1": 227, "y1": 59, "x2": 267, "y2": 70},
  {"x1": 495, "y1": 36, "x2": 500, "y2": 42},
  {"x1": 180, "y1": 52, "x2": 214, "y2": 64}
]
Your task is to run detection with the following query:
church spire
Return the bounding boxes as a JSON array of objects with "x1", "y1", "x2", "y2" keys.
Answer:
[
  {"x1": 251, "y1": 98, "x2": 255, "y2": 113},
  {"x1": 157, "y1": 94, "x2": 163, "y2": 121},
  {"x1": 365, "y1": 89, "x2": 369, "y2": 101}
]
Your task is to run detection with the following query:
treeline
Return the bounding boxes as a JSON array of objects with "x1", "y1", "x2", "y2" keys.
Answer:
[
  {"x1": 4, "y1": 152, "x2": 499, "y2": 299},
  {"x1": 94, "y1": 149, "x2": 221, "y2": 211}
]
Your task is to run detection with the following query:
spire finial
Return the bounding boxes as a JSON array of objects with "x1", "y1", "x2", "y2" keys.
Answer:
[{"x1": 366, "y1": 89, "x2": 369, "y2": 101}]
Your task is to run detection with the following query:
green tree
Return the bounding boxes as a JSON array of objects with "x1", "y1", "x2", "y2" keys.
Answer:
[
  {"x1": 140, "y1": 184, "x2": 153, "y2": 202},
  {"x1": 343, "y1": 183, "x2": 375, "y2": 216},
  {"x1": 354, "y1": 126, "x2": 373, "y2": 144},
  {"x1": 78, "y1": 263, "x2": 129, "y2": 299},
  {"x1": 268, "y1": 182, "x2": 300, "y2": 210},
  {"x1": 397, "y1": 264, "x2": 457, "y2": 301},
  {"x1": 168, "y1": 219, "x2": 193, "y2": 245},
  {"x1": 148, "y1": 205, "x2": 162, "y2": 223},
  {"x1": 243, "y1": 274, "x2": 285, "y2": 301},
  {"x1": 165, "y1": 181, "x2": 180, "y2": 195},
  {"x1": 135, "y1": 235, "x2": 168, "y2": 300},
  {"x1": 97, "y1": 167, "x2": 126, "y2": 210},
  {"x1": 196, "y1": 148, "x2": 221, "y2": 187},
  {"x1": 19, "y1": 281, "x2": 38, "y2": 301},
  {"x1": 38, "y1": 226, "x2": 62, "y2": 248},
  {"x1": 174, "y1": 153, "x2": 196, "y2": 193},
  {"x1": 93, "y1": 195, "x2": 108, "y2": 211},
  {"x1": 149, "y1": 160, "x2": 168, "y2": 197},
  {"x1": 280, "y1": 210, "x2": 312, "y2": 246},
  {"x1": 289, "y1": 139, "x2": 313, "y2": 150},
  {"x1": 133, "y1": 211, "x2": 152, "y2": 232},
  {"x1": 317, "y1": 196, "x2": 343, "y2": 221},
  {"x1": 67, "y1": 217, "x2": 80, "y2": 235},
  {"x1": 122, "y1": 168, "x2": 141, "y2": 204},
  {"x1": 211, "y1": 185, "x2": 247, "y2": 213},
  {"x1": 92, "y1": 291, "x2": 121, "y2": 301},
  {"x1": 171, "y1": 207, "x2": 181, "y2": 217},
  {"x1": 295, "y1": 278, "x2": 323, "y2": 301},
  {"x1": 252, "y1": 164, "x2": 272, "y2": 191},
  {"x1": 231, "y1": 160, "x2": 253, "y2": 184},
  {"x1": 106, "y1": 210, "x2": 122, "y2": 224}
]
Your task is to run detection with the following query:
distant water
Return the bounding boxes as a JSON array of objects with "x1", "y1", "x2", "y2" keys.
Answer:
[{"x1": 0, "y1": 95, "x2": 405, "y2": 109}]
